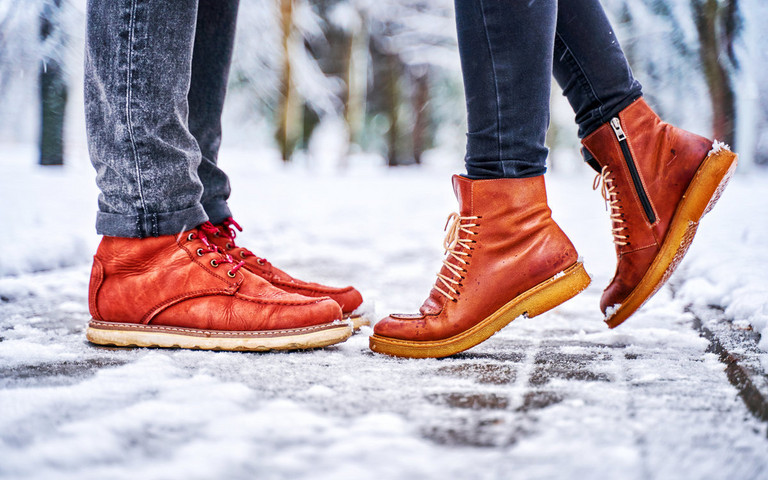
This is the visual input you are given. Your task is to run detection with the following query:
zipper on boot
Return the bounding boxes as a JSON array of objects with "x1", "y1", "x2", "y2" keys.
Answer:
[{"x1": 610, "y1": 117, "x2": 656, "y2": 224}]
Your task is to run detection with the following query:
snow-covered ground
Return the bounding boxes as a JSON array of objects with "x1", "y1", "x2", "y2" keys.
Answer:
[{"x1": 1, "y1": 144, "x2": 768, "y2": 479}]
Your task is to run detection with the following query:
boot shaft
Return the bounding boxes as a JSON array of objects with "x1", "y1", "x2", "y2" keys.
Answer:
[
  {"x1": 420, "y1": 175, "x2": 578, "y2": 318},
  {"x1": 582, "y1": 98, "x2": 713, "y2": 249},
  {"x1": 582, "y1": 97, "x2": 737, "y2": 321}
]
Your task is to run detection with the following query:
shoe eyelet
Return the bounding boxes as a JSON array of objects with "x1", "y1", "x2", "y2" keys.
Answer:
[
  {"x1": 196, "y1": 248, "x2": 204, "y2": 257},
  {"x1": 257, "y1": 259, "x2": 265, "y2": 265},
  {"x1": 187, "y1": 233, "x2": 195, "y2": 241},
  {"x1": 227, "y1": 270, "x2": 236, "y2": 278},
  {"x1": 226, "y1": 243, "x2": 232, "y2": 250},
  {"x1": 210, "y1": 259, "x2": 219, "y2": 268},
  {"x1": 240, "y1": 251, "x2": 247, "y2": 259}
]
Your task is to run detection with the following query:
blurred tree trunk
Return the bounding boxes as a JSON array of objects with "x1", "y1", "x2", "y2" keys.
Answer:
[
  {"x1": 693, "y1": 0, "x2": 738, "y2": 147},
  {"x1": 411, "y1": 68, "x2": 430, "y2": 165},
  {"x1": 384, "y1": 52, "x2": 401, "y2": 167},
  {"x1": 302, "y1": 0, "x2": 355, "y2": 163},
  {"x1": 276, "y1": 0, "x2": 301, "y2": 162},
  {"x1": 345, "y1": 21, "x2": 367, "y2": 147},
  {"x1": 39, "y1": 0, "x2": 67, "y2": 166}
]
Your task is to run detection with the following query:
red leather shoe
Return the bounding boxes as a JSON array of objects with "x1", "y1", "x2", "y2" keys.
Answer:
[
  {"x1": 209, "y1": 218, "x2": 368, "y2": 329},
  {"x1": 370, "y1": 175, "x2": 591, "y2": 358},
  {"x1": 86, "y1": 223, "x2": 350, "y2": 351},
  {"x1": 583, "y1": 98, "x2": 738, "y2": 328}
]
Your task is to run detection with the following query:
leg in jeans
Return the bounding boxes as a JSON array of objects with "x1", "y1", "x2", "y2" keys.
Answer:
[
  {"x1": 84, "y1": 0, "x2": 351, "y2": 351},
  {"x1": 188, "y1": 0, "x2": 240, "y2": 225},
  {"x1": 552, "y1": 0, "x2": 643, "y2": 139},
  {"x1": 454, "y1": 0, "x2": 557, "y2": 179},
  {"x1": 85, "y1": 0, "x2": 205, "y2": 237},
  {"x1": 186, "y1": 0, "x2": 366, "y2": 322}
]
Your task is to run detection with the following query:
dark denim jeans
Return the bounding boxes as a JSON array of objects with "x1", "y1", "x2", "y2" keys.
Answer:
[
  {"x1": 455, "y1": 0, "x2": 643, "y2": 179},
  {"x1": 85, "y1": 0, "x2": 239, "y2": 237}
]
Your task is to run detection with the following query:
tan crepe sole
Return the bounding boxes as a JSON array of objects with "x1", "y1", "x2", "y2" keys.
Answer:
[
  {"x1": 86, "y1": 320, "x2": 352, "y2": 351},
  {"x1": 344, "y1": 313, "x2": 370, "y2": 331},
  {"x1": 605, "y1": 149, "x2": 738, "y2": 328},
  {"x1": 369, "y1": 262, "x2": 592, "y2": 358}
]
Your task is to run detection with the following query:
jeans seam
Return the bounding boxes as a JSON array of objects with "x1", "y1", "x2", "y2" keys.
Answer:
[
  {"x1": 555, "y1": 31, "x2": 604, "y2": 113},
  {"x1": 125, "y1": 0, "x2": 147, "y2": 219},
  {"x1": 478, "y1": 0, "x2": 503, "y2": 164}
]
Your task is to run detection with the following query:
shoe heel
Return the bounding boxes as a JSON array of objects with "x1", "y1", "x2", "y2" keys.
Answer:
[
  {"x1": 604, "y1": 149, "x2": 737, "y2": 329},
  {"x1": 689, "y1": 150, "x2": 738, "y2": 220}
]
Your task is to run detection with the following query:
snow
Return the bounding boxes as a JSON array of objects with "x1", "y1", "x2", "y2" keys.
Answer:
[
  {"x1": 605, "y1": 304, "x2": 621, "y2": 319},
  {"x1": 672, "y1": 171, "x2": 768, "y2": 356},
  {"x1": 2, "y1": 143, "x2": 768, "y2": 479},
  {"x1": 708, "y1": 140, "x2": 730, "y2": 156}
]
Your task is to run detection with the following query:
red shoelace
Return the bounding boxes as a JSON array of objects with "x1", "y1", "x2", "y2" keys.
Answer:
[
  {"x1": 221, "y1": 217, "x2": 271, "y2": 267},
  {"x1": 190, "y1": 222, "x2": 245, "y2": 276}
]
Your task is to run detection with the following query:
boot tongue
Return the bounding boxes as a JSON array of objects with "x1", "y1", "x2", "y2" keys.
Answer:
[
  {"x1": 418, "y1": 175, "x2": 474, "y2": 316},
  {"x1": 452, "y1": 174, "x2": 475, "y2": 215},
  {"x1": 581, "y1": 147, "x2": 603, "y2": 173}
]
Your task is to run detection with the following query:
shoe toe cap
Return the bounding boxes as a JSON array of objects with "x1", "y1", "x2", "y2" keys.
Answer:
[{"x1": 373, "y1": 313, "x2": 427, "y2": 339}]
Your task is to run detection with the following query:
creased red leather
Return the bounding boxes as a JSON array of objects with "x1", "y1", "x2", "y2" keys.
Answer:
[
  {"x1": 89, "y1": 229, "x2": 342, "y2": 331},
  {"x1": 582, "y1": 98, "x2": 713, "y2": 313},
  {"x1": 374, "y1": 174, "x2": 579, "y2": 342},
  {"x1": 88, "y1": 257, "x2": 104, "y2": 321},
  {"x1": 210, "y1": 225, "x2": 363, "y2": 314}
]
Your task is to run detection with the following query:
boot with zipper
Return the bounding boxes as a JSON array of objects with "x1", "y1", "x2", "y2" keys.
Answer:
[
  {"x1": 209, "y1": 218, "x2": 367, "y2": 329},
  {"x1": 582, "y1": 98, "x2": 738, "y2": 328},
  {"x1": 369, "y1": 174, "x2": 592, "y2": 358}
]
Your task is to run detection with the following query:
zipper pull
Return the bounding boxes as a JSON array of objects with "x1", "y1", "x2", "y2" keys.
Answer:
[{"x1": 610, "y1": 117, "x2": 627, "y2": 141}]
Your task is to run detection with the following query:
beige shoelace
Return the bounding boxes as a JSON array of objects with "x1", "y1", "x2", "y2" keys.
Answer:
[
  {"x1": 434, "y1": 212, "x2": 480, "y2": 301},
  {"x1": 593, "y1": 166, "x2": 628, "y2": 246}
]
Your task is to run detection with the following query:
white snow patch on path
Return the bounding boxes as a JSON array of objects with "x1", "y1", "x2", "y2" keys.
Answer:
[{"x1": 2, "y1": 145, "x2": 768, "y2": 479}]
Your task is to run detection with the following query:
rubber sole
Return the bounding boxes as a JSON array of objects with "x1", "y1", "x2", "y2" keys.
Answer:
[
  {"x1": 605, "y1": 148, "x2": 738, "y2": 328},
  {"x1": 86, "y1": 320, "x2": 352, "y2": 351},
  {"x1": 369, "y1": 262, "x2": 592, "y2": 358},
  {"x1": 345, "y1": 313, "x2": 370, "y2": 331}
]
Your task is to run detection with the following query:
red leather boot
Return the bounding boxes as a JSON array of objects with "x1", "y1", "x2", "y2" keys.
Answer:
[
  {"x1": 209, "y1": 219, "x2": 367, "y2": 329},
  {"x1": 86, "y1": 223, "x2": 350, "y2": 350},
  {"x1": 582, "y1": 98, "x2": 738, "y2": 328},
  {"x1": 370, "y1": 175, "x2": 591, "y2": 358}
]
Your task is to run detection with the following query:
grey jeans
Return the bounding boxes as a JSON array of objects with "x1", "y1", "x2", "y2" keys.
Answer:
[{"x1": 85, "y1": 0, "x2": 239, "y2": 237}]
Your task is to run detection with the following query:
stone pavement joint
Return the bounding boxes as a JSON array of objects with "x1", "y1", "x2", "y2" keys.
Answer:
[{"x1": 688, "y1": 304, "x2": 768, "y2": 430}]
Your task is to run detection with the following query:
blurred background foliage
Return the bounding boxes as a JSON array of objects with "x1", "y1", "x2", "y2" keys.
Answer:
[{"x1": 1, "y1": 0, "x2": 766, "y2": 170}]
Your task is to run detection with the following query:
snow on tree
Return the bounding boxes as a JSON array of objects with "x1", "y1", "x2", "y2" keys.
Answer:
[{"x1": 603, "y1": 0, "x2": 767, "y2": 168}]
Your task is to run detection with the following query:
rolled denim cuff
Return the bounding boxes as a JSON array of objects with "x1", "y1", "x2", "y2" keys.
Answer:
[
  {"x1": 96, "y1": 204, "x2": 209, "y2": 238},
  {"x1": 202, "y1": 199, "x2": 233, "y2": 226}
]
